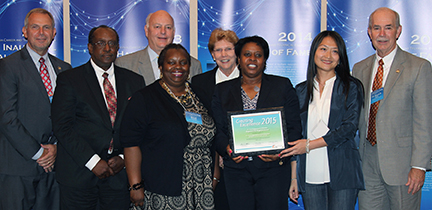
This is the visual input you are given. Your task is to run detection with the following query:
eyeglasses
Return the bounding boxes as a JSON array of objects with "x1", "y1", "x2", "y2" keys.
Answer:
[{"x1": 93, "y1": 40, "x2": 118, "y2": 48}]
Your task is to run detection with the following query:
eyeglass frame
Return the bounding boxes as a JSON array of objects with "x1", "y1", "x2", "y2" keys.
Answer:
[{"x1": 92, "y1": 40, "x2": 118, "y2": 49}]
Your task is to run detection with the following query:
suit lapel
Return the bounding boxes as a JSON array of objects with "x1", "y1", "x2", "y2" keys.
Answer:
[
  {"x1": 113, "y1": 67, "x2": 128, "y2": 128},
  {"x1": 83, "y1": 62, "x2": 112, "y2": 128},
  {"x1": 20, "y1": 47, "x2": 50, "y2": 102},
  {"x1": 230, "y1": 78, "x2": 244, "y2": 110},
  {"x1": 257, "y1": 74, "x2": 271, "y2": 108},
  {"x1": 382, "y1": 47, "x2": 405, "y2": 106},
  {"x1": 48, "y1": 54, "x2": 65, "y2": 75},
  {"x1": 139, "y1": 47, "x2": 155, "y2": 85}
]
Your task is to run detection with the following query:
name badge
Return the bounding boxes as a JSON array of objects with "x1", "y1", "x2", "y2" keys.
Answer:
[
  {"x1": 185, "y1": 111, "x2": 202, "y2": 125},
  {"x1": 371, "y1": 88, "x2": 384, "y2": 104}
]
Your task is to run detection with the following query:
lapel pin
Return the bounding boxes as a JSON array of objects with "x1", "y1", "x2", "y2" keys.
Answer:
[
  {"x1": 396, "y1": 69, "x2": 400, "y2": 73},
  {"x1": 58, "y1": 67, "x2": 61, "y2": 70}
]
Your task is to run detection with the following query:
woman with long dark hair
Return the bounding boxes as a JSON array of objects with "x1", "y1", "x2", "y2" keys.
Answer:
[{"x1": 280, "y1": 31, "x2": 364, "y2": 210}]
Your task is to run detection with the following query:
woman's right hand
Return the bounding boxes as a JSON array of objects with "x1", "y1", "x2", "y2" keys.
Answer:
[
  {"x1": 226, "y1": 145, "x2": 248, "y2": 163},
  {"x1": 130, "y1": 188, "x2": 145, "y2": 207},
  {"x1": 289, "y1": 179, "x2": 299, "y2": 203}
]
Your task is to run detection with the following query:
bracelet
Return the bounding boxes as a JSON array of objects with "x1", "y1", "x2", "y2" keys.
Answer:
[
  {"x1": 305, "y1": 139, "x2": 310, "y2": 154},
  {"x1": 291, "y1": 178, "x2": 297, "y2": 181},
  {"x1": 213, "y1": 177, "x2": 220, "y2": 182},
  {"x1": 128, "y1": 181, "x2": 144, "y2": 191}
]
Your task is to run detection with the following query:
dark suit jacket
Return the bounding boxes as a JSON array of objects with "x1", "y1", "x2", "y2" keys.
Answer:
[
  {"x1": 51, "y1": 61, "x2": 145, "y2": 189},
  {"x1": 0, "y1": 46, "x2": 71, "y2": 176},
  {"x1": 212, "y1": 73, "x2": 302, "y2": 169},
  {"x1": 295, "y1": 76, "x2": 365, "y2": 191},
  {"x1": 191, "y1": 67, "x2": 218, "y2": 115},
  {"x1": 120, "y1": 81, "x2": 192, "y2": 196}
]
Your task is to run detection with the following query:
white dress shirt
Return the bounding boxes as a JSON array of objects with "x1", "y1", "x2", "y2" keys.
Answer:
[{"x1": 305, "y1": 76, "x2": 336, "y2": 184}]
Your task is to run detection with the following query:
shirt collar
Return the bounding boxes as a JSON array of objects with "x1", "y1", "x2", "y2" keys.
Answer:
[
  {"x1": 90, "y1": 58, "x2": 115, "y2": 76},
  {"x1": 26, "y1": 43, "x2": 48, "y2": 66},
  {"x1": 147, "y1": 47, "x2": 159, "y2": 62},
  {"x1": 376, "y1": 45, "x2": 397, "y2": 68}
]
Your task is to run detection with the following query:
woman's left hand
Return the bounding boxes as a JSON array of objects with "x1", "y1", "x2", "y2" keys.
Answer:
[
  {"x1": 258, "y1": 154, "x2": 280, "y2": 162},
  {"x1": 279, "y1": 139, "x2": 308, "y2": 158}
]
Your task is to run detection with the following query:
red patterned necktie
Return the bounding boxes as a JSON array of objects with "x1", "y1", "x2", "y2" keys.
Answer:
[
  {"x1": 39, "y1": 57, "x2": 53, "y2": 97},
  {"x1": 102, "y1": 73, "x2": 116, "y2": 154},
  {"x1": 367, "y1": 59, "x2": 384, "y2": 146}
]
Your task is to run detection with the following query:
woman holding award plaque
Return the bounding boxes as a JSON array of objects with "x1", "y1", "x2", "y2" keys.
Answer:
[
  {"x1": 279, "y1": 31, "x2": 364, "y2": 210},
  {"x1": 212, "y1": 36, "x2": 302, "y2": 209},
  {"x1": 120, "y1": 44, "x2": 216, "y2": 210}
]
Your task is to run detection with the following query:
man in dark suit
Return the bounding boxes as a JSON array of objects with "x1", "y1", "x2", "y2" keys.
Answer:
[
  {"x1": 0, "y1": 8, "x2": 71, "y2": 210},
  {"x1": 115, "y1": 10, "x2": 201, "y2": 85},
  {"x1": 353, "y1": 7, "x2": 432, "y2": 210},
  {"x1": 51, "y1": 25, "x2": 145, "y2": 209}
]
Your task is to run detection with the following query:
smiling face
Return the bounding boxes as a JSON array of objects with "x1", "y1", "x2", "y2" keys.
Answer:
[
  {"x1": 211, "y1": 39, "x2": 237, "y2": 74},
  {"x1": 160, "y1": 48, "x2": 190, "y2": 91},
  {"x1": 22, "y1": 13, "x2": 56, "y2": 56},
  {"x1": 368, "y1": 8, "x2": 402, "y2": 57},
  {"x1": 314, "y1": 36, "x2": 339, "y2": 75},
  {"x1": 145, "y1": 10, "x2": 175, "y2": 55},
  {"x1": 88, "y1": 27, "x2": 119, "y2": 70},
  {"x1": 238, "y1": 42, "x2": 265, "y2": 79}
]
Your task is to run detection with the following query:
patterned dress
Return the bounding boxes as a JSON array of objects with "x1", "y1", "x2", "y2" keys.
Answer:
[{"x1": 132, "y1": 89, "x2": 216, "y2": 210}]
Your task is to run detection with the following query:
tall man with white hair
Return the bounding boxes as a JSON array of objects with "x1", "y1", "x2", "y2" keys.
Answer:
[
  {"x1": 116, "y1": 10, "x2": 202, "y2": 85},
  {"x1": 353, "y1": 7, "x2": 432, "y2": 210}
]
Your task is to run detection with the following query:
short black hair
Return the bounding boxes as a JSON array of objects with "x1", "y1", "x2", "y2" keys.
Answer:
[
  {"x1": 88, "y1": 25, "x2": 119, "y2": 44},
  {"x1": 234, "y1": 35, "x2": 270, "y2": 71},
  {"x1": 158, "y1": 43, "x2": 191, "y2": 68},
  {"x1": 235, "y1": 35, "x2": 270, "y2": 61}
]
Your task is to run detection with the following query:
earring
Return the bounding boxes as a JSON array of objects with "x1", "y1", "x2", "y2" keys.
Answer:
[
  {"x1": 160, "y1": 72, "x2": 163, "y2": 78},
  {"x1": 187, "y1": 74, "x2": 191, "y2": 80}
]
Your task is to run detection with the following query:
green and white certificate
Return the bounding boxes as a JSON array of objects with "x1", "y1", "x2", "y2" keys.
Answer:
[{"x1": 227, "y1": 107, "x2": 287, "y2": 156}]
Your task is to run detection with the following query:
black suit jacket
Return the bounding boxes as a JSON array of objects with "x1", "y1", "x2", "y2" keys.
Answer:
[
  {"x1": 212, "y1": 73, "x2": 302, "y2": 169},
  {"x1": 0, "y1": 46, "x2": 71, "y2": 176},
  {"x1": 51, "y1": 61, "x2": 145, "y2": 189},
  {"x1": 191, "y1": 67, "x2": 218, "y2": 115}
]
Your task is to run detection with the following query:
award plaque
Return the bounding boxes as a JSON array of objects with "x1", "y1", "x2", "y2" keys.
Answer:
[{"x1": 227, "y1": 107, "x2": 288, "y2": 156}]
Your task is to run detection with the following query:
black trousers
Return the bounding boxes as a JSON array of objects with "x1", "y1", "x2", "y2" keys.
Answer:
[
  {"x1": 223, "y1": 160, "x2": 290, "y2": 210},
  {"x1": 59, "y1": 177, "x2": 129, "y2": 210}
]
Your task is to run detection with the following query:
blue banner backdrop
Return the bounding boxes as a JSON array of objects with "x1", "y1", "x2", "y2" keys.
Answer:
[
  {"x1": 327, "y1": 0, "x2": 432, "y2": 209},
  {"x1": 69, "y1": 0, "x2": 191, "y2": 67},
  {"x1": 197, "y1": 0, "x2": 321, "y2": 86},
  {"x1": 0, "y1": 0, "x2": 65, "y2": 59}
]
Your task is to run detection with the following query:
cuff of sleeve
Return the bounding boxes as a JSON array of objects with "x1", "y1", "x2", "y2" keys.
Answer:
[
  {"x1": 85, "y1": 154, "x2": 101, "y2": 171},
  {"x1": 32, "y1": 147, "x2": 44, "y2": 160},
  {"x1": 412, "y1": 166, "x2": 426, "y2": 171}
]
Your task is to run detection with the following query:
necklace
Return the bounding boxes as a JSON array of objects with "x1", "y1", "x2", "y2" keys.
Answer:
[
  {"x1": 161, "y1": 81, "x2": 199, "y2": 111},
  {"x1": 161, "y1": 81, "x2": 191, "y2": 104},
  {"x1": 253, "y1": 86, "x2": 260, "y2": 92}
]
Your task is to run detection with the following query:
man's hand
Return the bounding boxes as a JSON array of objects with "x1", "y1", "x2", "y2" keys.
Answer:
[
  {"x1": 406, "y1": 168, "x2": 425, "y2": 195},
  {"x1": 107, "y1": 156, "x2": 125, "y2": 175},
  {"x1": 92, "y1": 160, "x2": 114, "y2": 179},
  {"x1": 36, "y1": 144, "x2": 57, "y2": 173}
]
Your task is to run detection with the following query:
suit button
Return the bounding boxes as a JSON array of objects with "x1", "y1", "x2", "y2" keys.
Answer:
[{"x1": 279, "y1": 161, "x2": 283, "y2": 165}]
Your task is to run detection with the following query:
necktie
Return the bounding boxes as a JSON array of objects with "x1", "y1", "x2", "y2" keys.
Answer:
[
  {"x1": 39, "y1": 58, "x2": 53, "y2": 98},
  {"x1": 367, "y1": 59, "x2": 384, "y2": 146},
  {"x1": 102, "y1": 73, "x2": 116, "y2": 154}
]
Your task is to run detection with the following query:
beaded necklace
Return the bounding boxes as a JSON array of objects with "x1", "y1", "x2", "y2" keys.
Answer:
[{"x1": 161, "y1": 81, "x2": 199, "y2": 112}]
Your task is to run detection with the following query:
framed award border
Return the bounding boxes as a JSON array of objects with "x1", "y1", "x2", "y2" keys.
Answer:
[{"x1": 227, "y1": 106, "x2": 288, "y2": 157}]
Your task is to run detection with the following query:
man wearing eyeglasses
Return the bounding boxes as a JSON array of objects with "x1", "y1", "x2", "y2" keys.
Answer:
[
  {"x1": 115, "y1": 10, "x2": 202, "y2": 85},
  {"x1": 51, "y1": 25, "x2": 145, "y2": 209}
]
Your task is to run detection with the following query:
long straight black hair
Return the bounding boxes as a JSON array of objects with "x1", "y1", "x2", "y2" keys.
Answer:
[{"x1": 303, "y1": 30, "x2": 356, "y2": 110}]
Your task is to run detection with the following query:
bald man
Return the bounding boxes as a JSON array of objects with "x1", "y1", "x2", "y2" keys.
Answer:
[{"x1": 116, "y1": 10, "x2": 202, "y2": 85}]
